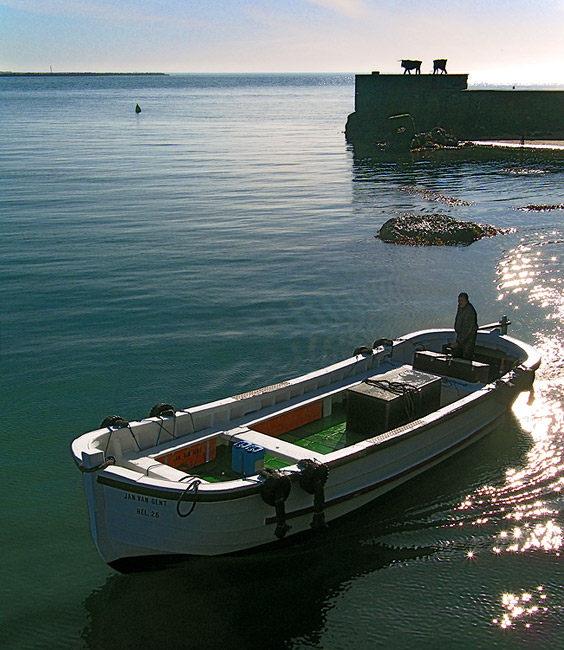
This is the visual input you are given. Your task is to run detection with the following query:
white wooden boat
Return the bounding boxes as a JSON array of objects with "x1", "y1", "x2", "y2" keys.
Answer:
[{"x1": 71, "y1": 319, "x2": 540, "y2": 571}]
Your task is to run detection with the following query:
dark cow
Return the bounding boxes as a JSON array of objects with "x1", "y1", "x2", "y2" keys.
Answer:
[
  {"x1": 433, "y1": 59, "x2": 448, "y2": 74},
  {"x1": 401, "y1": 59, "x2": 422, "y2": 74}
]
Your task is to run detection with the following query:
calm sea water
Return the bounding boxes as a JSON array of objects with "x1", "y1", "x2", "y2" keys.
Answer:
[{"x1": 2, "y1": 73, "x2": 564, "y2": 649}]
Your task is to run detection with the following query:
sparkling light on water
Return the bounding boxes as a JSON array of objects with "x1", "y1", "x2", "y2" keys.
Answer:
[
  {"x1": 492, "y1": 586, "x2": 548, "y2": 629},
  {"x1": 497, "y1": 248, "x2": 536, "y2": 294},
  {"x1": 445, "y1": 230, "x2": 564, "y2": 633},
  {"x1": 479, "y1": 233, "x2": 564, "y2": 633},
  {"x1": 456, "y1": 366, "x2": 564, "y2": 559}
]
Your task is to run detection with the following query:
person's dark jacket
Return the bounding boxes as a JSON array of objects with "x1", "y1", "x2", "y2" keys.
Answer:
[{"x1": 454, "y1": 302, "x2": 478, "y2": 359}]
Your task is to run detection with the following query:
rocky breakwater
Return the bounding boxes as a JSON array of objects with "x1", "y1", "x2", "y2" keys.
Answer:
[{"x1": 377, "y1": 214, "x2": 503, "y2": 246}]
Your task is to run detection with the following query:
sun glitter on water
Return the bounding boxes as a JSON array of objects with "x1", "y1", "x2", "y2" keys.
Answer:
[
  {"x1": 493, "y1": 586, "x2": 548, "y2": 629},
  {"x1": 456, "y1": 372, "x2": 564, "y2": 559},
  {"x1": 454, "y1": 234, "x2": 564, "y2": 565}
]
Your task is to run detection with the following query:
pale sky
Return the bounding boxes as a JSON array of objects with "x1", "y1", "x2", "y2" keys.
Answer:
[{"x1": 2, "y1": 0, "x2": 564, "y2": 84}]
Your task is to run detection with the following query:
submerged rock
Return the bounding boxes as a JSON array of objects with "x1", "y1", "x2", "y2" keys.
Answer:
[
  {"x1": 377, "y1": 214, "x2": 502, "y2": 246},
  {"x1": 411, "y1": 126, "x2": 459, "y2": 150},
  {"x1": 518, "y1": 203, "x2": 564, "y2": 212}
]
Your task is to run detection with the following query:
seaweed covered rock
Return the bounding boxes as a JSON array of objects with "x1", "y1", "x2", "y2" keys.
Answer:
[
  {"x1": 411, "y1": 127, "x2": 459, "y2": 150},
  {"x1": 377, "y1": 214, "x2": 501, "y2": 246}
]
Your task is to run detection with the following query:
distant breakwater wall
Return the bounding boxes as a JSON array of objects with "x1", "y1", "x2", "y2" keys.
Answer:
[
  {"x1": 345, "y1": 73, "x2": 564, "y2": 148},
  {"x1": 0, "y1": 72, "x2": 167, "y2": 77}
]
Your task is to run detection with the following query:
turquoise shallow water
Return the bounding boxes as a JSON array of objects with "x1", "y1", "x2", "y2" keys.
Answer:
[{"x1": 2, "y1": 73, "x2": 564, "y2": 649}]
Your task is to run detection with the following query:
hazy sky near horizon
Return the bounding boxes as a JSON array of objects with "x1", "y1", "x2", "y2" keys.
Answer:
[{"x1": 2, "y1": 0, "x2": 564, "y2": 84}]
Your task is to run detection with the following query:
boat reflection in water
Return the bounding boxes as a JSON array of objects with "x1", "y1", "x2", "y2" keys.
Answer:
[{"x1": 81, "y1": 409, "x2": 532, "y2": 650}]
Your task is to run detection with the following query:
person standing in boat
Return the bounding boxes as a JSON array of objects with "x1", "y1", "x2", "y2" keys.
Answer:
[{"x1": 451, "y1": 292, "x2": 478, "y2": 359}]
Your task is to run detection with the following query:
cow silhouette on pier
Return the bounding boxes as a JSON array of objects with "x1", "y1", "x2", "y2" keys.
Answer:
[
  {"x1": 433, "y1": 59, "x2": 448, "y2": 74},
  {"x1": 401, "y1": 60, "x2": 422, "y2": 74}
]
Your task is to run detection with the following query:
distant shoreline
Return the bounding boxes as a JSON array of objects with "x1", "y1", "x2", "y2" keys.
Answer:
[{"x1": 0, "y1": 72, "x2": 167, "y2": 77}]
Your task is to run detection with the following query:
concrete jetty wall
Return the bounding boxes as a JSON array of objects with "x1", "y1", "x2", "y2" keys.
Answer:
[{"x1": 345, "y1": 72, "x2": 564, "y2": 147}]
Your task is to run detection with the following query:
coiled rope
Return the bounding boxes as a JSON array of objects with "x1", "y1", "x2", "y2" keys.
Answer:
[
  {"x1": 176, "y1": 477, "x2": 202, "y2": 518},
  {"x1": 363, "y1": 379, "x2": 422, "y2": 420}
]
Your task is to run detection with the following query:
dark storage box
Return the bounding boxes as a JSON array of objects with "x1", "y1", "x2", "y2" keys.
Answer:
[
  {"x1": 413, "y1": 350, "x2": 491, "y2": 383},
  {"x1": 347, "y1": 365, "x2": 442, "y2": 436}
]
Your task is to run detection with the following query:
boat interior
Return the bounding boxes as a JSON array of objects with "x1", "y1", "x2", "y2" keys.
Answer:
[{"x1": 94, "y1": 334, "x2": 523, "y2": 485}]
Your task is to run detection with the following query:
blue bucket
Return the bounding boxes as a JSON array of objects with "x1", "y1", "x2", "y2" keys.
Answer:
[
  {"x1": 243, "y1": 444, "x2": 265, "y2": 475},
  {"x1": 232, "y1": 441, "x2": 251, "y2": 473}
]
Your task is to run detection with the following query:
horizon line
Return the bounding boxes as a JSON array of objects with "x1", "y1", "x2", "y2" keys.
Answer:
[{"x1": 2, "y1": 70, "x2": 564, "y2": 86}]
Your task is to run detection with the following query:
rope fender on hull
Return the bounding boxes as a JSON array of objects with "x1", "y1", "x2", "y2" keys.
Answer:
[
  {"x1": 259, "y1": 468, "x2": 292, "y2": 539},
  {"x1": 298, "y1": 459, "x2": 329, "y2": 530}
]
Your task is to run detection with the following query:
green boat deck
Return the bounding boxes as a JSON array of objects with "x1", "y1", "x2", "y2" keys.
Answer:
[{"x1": 195, "y1": 404, "x2": 366, "y2": 482}]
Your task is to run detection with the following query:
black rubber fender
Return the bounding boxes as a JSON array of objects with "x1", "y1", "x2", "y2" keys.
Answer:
[
  {"x1": 149, "y1": 403, "x2": 175, "y2": 418},
  {"x1": 100, "y1": 415, "x2": 129, "y2": 429}
]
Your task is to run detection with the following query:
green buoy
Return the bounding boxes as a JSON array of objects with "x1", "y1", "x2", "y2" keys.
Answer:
[{"x1": 135, "y1": 103, "x2": 141, "y2": 113}]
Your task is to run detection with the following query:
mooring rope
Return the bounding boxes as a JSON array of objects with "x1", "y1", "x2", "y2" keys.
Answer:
[
  {"x1": 78, "y1": 455, "x2": 116, "y2": 473},
  {"x1": 176, "y1": 478, "x2": 202, "y2": 518},
  {"x1": 363, "y1": 378, "x2": 422, "y2": 420}
]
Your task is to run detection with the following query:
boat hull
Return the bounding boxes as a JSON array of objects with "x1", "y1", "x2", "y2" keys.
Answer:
[{"x1": 72, "y1": 327, "x2": 539, "y2": 567}]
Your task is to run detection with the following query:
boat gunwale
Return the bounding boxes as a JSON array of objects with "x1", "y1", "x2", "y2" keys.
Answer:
[
  {"x1": 75, "y1": 327, "x2": 540, "y2": 503},
  {"x1": 93, "y1": 370, "x2": 517, "y2": 503},
  {"x1": 266, "y1": 401, "x2": 508, "y2": 525}
]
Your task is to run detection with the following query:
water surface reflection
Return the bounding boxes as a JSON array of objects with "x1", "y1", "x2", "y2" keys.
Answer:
[{"x1": 81, "y1": 414, "x2": 532, "y2": 649}]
